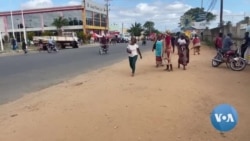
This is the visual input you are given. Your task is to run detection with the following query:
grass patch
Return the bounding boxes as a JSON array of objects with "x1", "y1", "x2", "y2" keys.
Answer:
[{"x1": 202, "y1": 39, "x2": 214, "y2": 48}]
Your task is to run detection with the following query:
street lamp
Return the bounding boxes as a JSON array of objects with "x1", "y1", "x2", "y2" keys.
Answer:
[
  {"x1": 16, "y1": 18, "x2": 22, "y2": 42},
  {"x1": 0, "y1": 31, "x2": 4, "y2": 51}
]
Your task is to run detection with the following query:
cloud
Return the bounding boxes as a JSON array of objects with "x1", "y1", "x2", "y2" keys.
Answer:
[
  {"x1": 109, "y1": 1, "x2": 193, "y2": 31},
  {"x1": 21, "y1": 0, "x2": 53, "y2": 9},
  {"x1": 209, "y1": 9, "x2": 246, "y2": 28},
  {"x1": 21, "y1": 0, "x2": 81, "y2": 9},
  {"x1": 68, "y1": 0, "x2": 82, "y2": 6}
]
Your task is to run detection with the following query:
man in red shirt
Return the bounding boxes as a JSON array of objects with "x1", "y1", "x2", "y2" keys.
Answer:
[
  {"x1": 164, "y1": 31, "x2": 173, "y2": 71},
  {"x1": 214, "y1": 33, "x2": 223, "y2": 50}
]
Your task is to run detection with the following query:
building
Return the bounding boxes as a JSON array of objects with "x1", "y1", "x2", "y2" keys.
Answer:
[{"x1": 0, "y1": 0, "x2": 108, "y2": 42}]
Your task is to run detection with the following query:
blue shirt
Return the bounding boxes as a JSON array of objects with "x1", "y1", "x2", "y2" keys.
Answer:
[{"x1": 222, "y1": 36, "x2": 233, "y2": 52}]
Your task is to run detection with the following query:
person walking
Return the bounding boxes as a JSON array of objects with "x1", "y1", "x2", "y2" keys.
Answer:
[
  {"x1": 241, "y1": 32, "x2": 250, "y2": 58},
  {"x1": 192, "y1": 34, "x2": 201, "y2": 55},
  {"x1": 177, "y1": 34, "x2": 189, "y2": 70},
  {"x1": 12, "y1": 38, "x2": 17, "y2": 50},
  {"x1": 152, "y1": 34, "x2": 164, "y2": 67},
  {"x1": 164, "y1": 31, "x2": 173, "y2": 71},
  {"x1": 127, "y1": 37, "x2": 142, "y2": 77},
  {"x1": 21, "y1": 39, "x2": 28, "y2": 54}
]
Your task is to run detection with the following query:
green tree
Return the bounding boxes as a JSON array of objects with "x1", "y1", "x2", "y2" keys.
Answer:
[
  {"x1": 76, "y1": 31, "x2": 83, "y2": 40},
  {"x1": 51, "y1": 16, "x2": 68, "y2": 36},
  {"x1": 226, "y1": 21, "x2": 232, "y2": 26},
  {"x1": 143, "y1": 21, "x2": 155, "y2": 36},
  {"x1": 127, "y1": 22, "x2": 144, "y2": 37},
  {"x1": 180, "y1": 7, "x2": 216, "y2": 29},
  {"x1": 27, "y1": 32, "x2": 35, "y2": 41}
]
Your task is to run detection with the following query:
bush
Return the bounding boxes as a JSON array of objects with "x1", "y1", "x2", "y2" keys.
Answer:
[
  {"x1": 204, "y1": 38, "x2": 214, "y2": 47},
  {"x1": 42, "y1": 31, "x2": 53, "y2": 36},
  {"x1": 81, "y1": 33, "x2": 92, "y2": 44},
  {"x1": 27, "y1": 32, "x2": 35, "y2": 41}
]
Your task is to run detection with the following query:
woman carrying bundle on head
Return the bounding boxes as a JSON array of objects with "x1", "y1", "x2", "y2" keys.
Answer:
[{"x1": 192, "y1": 34, "x2": 201, "y2": 55}]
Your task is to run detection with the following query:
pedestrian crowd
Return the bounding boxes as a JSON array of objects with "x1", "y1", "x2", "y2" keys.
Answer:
[{"x1": 126, "y1": 31, "x2": 202, "y2": 77}]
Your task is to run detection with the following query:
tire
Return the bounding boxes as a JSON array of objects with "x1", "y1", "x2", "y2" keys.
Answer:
[
  {"x1": 212, "y1": 60, "x2": 221, "y2": 67},
  {"x1": 99, "y1": 49, "x2": 102, "y2": 55},
  {"x1": 60, "y1": 43, "x2": 65, "y2": 49},
  {"x1": 230, "y1": 57, "x2": 246, "y2": 71},
  {"x1": 47, "y1": 46, "x2": 52, "y2": 53},
  {"x1": 212, "y1": 54, "x2": 222, "y2": 67}
]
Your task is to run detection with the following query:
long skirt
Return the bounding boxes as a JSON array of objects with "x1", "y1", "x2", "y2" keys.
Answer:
[
  {"x1": 178, "y1": 46, "x2": 189, "y2": 66},
  {"x1": 156, "y1": 56, "x2": 162, "y2": 65},
  {"x1": 193, "y1": 44, "x2": 200, "y2": 54}
]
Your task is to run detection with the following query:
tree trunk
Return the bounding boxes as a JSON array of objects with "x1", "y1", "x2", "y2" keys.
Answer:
[{"x1": 58, "y1": 28, "x2": 63, "y2": 36}]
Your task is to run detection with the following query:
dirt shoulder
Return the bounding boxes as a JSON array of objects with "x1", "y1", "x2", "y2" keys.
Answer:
[{"x1": 0, "y1": 45, "x2": 249, "y2": 141}]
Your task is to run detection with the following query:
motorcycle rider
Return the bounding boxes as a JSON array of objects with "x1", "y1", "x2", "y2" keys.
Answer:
[
  {"x1": 48, "y1": 37, "x2": 58, "y2": 51},
  {"x1": 100, "y1": 35, "x2": 108, "y2": 51},
  {"x1": 241, "y1": 32, "x2": 250, "y2": 58},
  {"x1": 222, "y1": 33, "x2": 233, "y2": 54},
  {"x1": 48, "y1": 37, "x2": 54, "y2": 46}
]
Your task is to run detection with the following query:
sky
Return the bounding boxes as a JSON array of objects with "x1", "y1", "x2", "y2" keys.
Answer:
[{"x1": 1, "y1": 0, "x2": 250, "y2": 32}]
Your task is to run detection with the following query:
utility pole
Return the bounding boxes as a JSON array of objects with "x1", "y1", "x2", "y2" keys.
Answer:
[
  {"x1": 122, "y1": 22, "x2": 124, "y2": 35},
  {"x1": 220, "y1": 0, "x2": 224, "y2": 34},
  {"x1": 201, "y1": 0, "x2": 203, "y2": 8},
  {"x1": 83, "y1": 0, "x2": 87, "y2": 34},
  {"x1": 105, "y1": 0, "x2": 111, "y2": 35}
]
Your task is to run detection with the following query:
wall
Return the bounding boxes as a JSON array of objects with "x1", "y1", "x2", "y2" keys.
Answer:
[{"x1": 204, "y1": 18, "x2": 250, "y2": 45}]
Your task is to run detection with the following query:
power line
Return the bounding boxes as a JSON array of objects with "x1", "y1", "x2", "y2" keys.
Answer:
[{"x1": 207, "y1": 0, "x2": 217, "y2": 12}]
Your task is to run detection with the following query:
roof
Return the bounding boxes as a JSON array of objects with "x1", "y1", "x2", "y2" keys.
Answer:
[{"x1": 0, "y1": 5, "x2": 83, "y2": 16}]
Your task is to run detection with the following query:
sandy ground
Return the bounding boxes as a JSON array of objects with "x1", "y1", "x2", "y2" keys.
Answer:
[{"x1": 0, "y1": 45, "x2": 249, "y2": 141}]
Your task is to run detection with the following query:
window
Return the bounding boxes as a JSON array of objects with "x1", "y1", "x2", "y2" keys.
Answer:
[
  {"x1": 86, "y1": 10, "x2": 93, "y2": 26},
  {"x1": 101, "y1": 14, "x2": 107, "y2": 27},
  {"x1": 94, "y1": 13, "x2": 100, "y2": 26},
  {"x1": 43, "y1": 12, "x2": 61, "y2": 27},
  {"x1": 63, "y1": 10, "x2": 82, "y2": 26},
  {"x1": 24, "y1": 13, "x2": 41, "y2": 28},
  {"x1": 6, "y1": 15, "x2": 22, "y2": 30}
]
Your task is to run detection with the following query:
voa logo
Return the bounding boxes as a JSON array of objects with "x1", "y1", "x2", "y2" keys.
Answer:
[
  {"x1": 214, "y1": 113, "x2": 235, "y2": 123},
  {"x1": 210, "y1": 104, "x2": 238, "y2": 132}
]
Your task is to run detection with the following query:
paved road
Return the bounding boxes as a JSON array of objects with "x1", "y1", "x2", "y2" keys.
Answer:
[{"x1": 0, "y1": 42, "x2": 152, "y2": 105}]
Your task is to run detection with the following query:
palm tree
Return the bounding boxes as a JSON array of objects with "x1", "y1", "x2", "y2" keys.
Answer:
[
  {"x1": 52, "y1": 16, "x2": 68, "y2": 36},
  {"x1": 143, "y1": 21, "x2": 155, "y2": 36},
  {"x1": 127, "y1": 22, "x2": 144, "y2": 38}
]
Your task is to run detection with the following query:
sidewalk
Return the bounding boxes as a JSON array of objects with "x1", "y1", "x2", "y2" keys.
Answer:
[
  {"x1": 0, "y1": 46, "x2": 249, "y2": 141},
  {"x1": 0, "y1": 43, "x2": 100, "y2": 57}
]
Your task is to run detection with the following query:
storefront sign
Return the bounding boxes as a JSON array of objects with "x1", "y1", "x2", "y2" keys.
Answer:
[{"x1": 84, "y1": 0, "x2": 107, "y2": 15}]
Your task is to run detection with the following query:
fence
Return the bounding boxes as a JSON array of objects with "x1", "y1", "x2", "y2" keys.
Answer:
[{"x1": 203, "y1": 34, "x2": 245, "y2": 48}]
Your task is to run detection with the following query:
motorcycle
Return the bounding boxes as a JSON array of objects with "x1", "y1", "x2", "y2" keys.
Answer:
[
  {"x1": 99, "y1": 44, "x2": 108, "y2": 55},
  {"x1": 212, "y1": 43, "x2": 247, "y2": 71},
  {"x1": 47, "y1": 43, "x2": 59, "y2": 53},
  {"x1": 142, "y1": 40, "x2": 146, "y2": 46}
]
